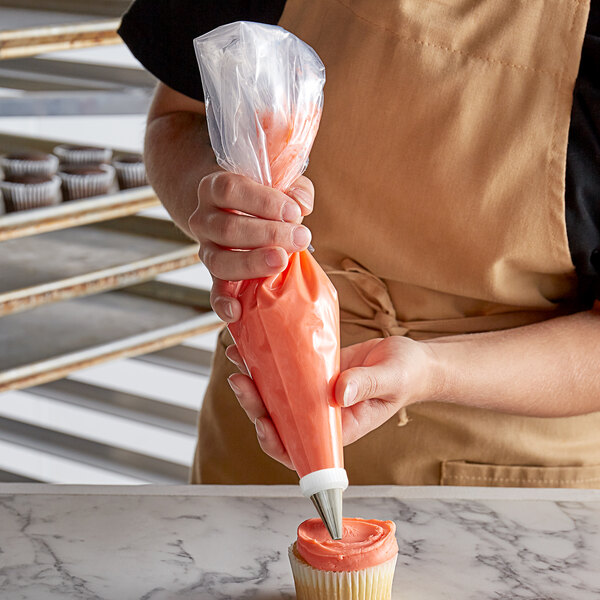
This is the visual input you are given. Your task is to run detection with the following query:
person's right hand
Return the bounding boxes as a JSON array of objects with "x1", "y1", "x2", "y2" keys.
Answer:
[
  {"x1": 224, "y1": 335, "x2": 435, "y2": 470},
  {"x1": 189, "y1": 172, "x2": 314, "y2": 322}
]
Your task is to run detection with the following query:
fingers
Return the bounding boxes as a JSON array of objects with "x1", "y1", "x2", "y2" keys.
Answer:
[
  {"x1": 199, "y1": 171, "x2": 303, "y2": 222},
  {"x1": 191, "y1": 171, "x2": 313, "y2": 283},
  {"x1": 334, "y1": 337, "x2": 433, "y2": 445},
  {"x1": 255, "y1": 417, "x2": 294, "y2": 470},
  {"x1": 210, "y1": 277, "x2": 241, "y2": 322},
  {"x1": 340, "y1": 399, "x2": 399, "y2": 446},
  {"x1": 228, "y1": 373, "x2": 267, "y2": 422},
  {"x1": 335, "y1": 365, "x2": 391, "y2": 407},
  {"x1": 287, "y1": 176, "x2": 314, "y2": 216},
  {"x1": 337, "y1": 339, "x2": 406, "y2": 444},
  {"x1": 199, "y1": 209, "x2": 311, "y2": 251},
  {"x1": 335, "y1": 337, "x2": 412, "y2": 407},
  {"x1": 225, "y1": 344, "x2": 249, "y2": 376},
  {"x1": 201, "y1": 240, "x2": 290, "y2": 282},
  {"x1": 227, "y1": 372, "x2": 293, "y2": 470}
]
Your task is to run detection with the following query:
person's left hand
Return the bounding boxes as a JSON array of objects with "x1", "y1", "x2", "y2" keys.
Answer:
[{"x1": 226, "y1": 336, "x2": 437, "y2": 469}]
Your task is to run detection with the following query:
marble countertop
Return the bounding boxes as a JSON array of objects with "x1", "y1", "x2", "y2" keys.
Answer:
[{"x1": 1, "y1": 484, "x2": 599, "y2": 599}]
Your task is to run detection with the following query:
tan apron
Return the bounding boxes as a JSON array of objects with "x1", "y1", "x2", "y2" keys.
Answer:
[{"x1": 193, "y1": 0, "x2": 600, "y2": 487}]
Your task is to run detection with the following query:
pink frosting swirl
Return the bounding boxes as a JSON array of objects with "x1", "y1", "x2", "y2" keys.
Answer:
[{"x1": 296, "y1": 517, "x2": 398, "y2": 572}]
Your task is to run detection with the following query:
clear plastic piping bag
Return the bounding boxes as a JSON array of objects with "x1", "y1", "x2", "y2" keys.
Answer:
[{"x1": 195, "y1": 21, "x2": 343, "y2": 478}]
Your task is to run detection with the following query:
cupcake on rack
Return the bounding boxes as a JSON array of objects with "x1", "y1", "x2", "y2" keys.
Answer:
[
  {"x1": 0, "y1": 174, "x2": 61, "y2": 212},
  {"x1": 53, "y1": 144, "x2": 112, "y2": 166},
  {"x1": 58, "y1": 164, "x2": 115, "y2": 201},
  {"x1": 289, "y1": 517, "x2": 398, "y2": 600},
  {"x1": 0, "y1": 151, "x2": 59, "y2": 178},
  {"x1": 112, "y1": 154, "x2": 148, "y2": 189}
]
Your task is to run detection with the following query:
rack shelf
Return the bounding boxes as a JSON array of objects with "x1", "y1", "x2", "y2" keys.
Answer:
[
  {"x1": 0, "y1": 281, "x2": 221, "y2": 394},
  {"x1": 0, "y1": 215, "x2": 199, "y2": 316},
  {"x1": 0, "y1": 6, "x2": 120, "y2": 60}
]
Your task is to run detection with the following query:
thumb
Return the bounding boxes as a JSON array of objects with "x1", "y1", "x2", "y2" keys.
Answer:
[
  {"x1": 210, "y1": 277, "x2": 241, "y2": 322},
  {"x1": 287, "y1": 176, "x2": 314, "y2": 216},
  {"x1": 335, "y1": 366, "x2": 390, "y2": 407}
]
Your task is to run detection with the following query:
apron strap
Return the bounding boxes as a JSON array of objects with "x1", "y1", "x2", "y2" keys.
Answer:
[
  {"x1": 326, "y1": 259, "x2": 409, "y2": 337},
  {"x1": 326, "y1": 258, "x2": 570, "y2": 339}
]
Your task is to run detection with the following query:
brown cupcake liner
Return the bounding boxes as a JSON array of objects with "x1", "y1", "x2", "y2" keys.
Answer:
[
  {"x1": 113, "y1": 159, "x2": 148, "y2": 189},
  {"x1": 1, "y1": 154, "x2": 59, "y2": 178},
  {"x1": 59, "y1": 164, "x2": 115, "y2": 201},
  {"x1": 0, "y1": 176, "x2": 61, "y2": 212},
  {"x1": 54, "y1": 145, "x2": 112, "y2": 166}
]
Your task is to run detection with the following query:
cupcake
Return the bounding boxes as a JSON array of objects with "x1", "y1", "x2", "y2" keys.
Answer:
[
  {"x1": 0, "y1": 174, "x2": 61, "y2": 212},
  {"x1": 53, "y1": 144, "x2": 112, "y2": 166},
  {"x1": 289, "y1": 518, "x2": 398, "y2": 600},
  {"x1": 0, "y1": 151, "x2": 59, "y2": 178},
  {"x1": 113, "y1": 154, "x2": 148, "y2": 189},
  {"x1": 59, "y1": 164, "x2": 115, "y2": 201}
]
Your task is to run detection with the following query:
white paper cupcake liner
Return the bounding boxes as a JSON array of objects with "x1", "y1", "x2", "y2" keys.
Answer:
[
  {"x1": 0, "y1": 176, "x2": 61, "y2": 211},
  {"x1": 289, "y1": 544, "x2": 397, "y2": 600},
  {"x1": 54, "y1": 145, "x2": 112, "y2": 165},
  {"x1": 59, "y1": 164, "x2": 115, "y2": 201},
  {"x1": 0, "y1": 154, "x2": 59, "y2": 178},
  {"x1": 113, "y1": 159, "x2": 147, "y2": 189}
]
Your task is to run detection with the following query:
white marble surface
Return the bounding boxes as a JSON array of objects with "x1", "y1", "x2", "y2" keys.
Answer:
[{"x1": 1, "y1": 485, "x2": 599, "y2": 599}]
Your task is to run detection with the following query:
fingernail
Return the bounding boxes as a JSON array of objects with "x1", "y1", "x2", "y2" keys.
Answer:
[
  {"x1": 227, "y1": 376, "x2": 241, "y2": 396},
  {"x1": 293, "y1": 226, "x2": 311, "y2": 249},
  {"x1": 343, "y1": 381, "x2": 358, "y2": 406},
  {"x1": 220, "y1": 300, "x2": 234, "y2": 320},
  {"x1": 282, "y1": 201, "x2": 301, "y2": 222},
  {"x1": 265, "y1": 249, "x2": 285, "y2": 268},
  {"x1": 255, "y1": 418, "x2": 266, "y2": 440},
  {"x1": 290, "y1": 188, "x2": 312, "y2": 211}
]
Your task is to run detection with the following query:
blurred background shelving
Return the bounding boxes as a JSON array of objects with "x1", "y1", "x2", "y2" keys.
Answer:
[{"x1": 0, "y1": 1, "x2": 222, "y2": 484}]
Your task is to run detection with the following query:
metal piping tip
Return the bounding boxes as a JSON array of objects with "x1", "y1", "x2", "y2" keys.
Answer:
[{"x1": 310, "y1": 488, "x2": 343, "y2": 540}]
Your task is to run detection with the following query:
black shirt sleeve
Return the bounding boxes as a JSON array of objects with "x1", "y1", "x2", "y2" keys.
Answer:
[
  {"x1": 118, "y1": 0, "x2": 287, "y2": 102},
  {"x1": 565, "y1": 0, "x2": 600, "y2": 306}
]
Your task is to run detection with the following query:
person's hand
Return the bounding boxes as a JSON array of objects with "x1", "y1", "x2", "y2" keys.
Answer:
[
  {"x1": 225, "y1": 336, "x2": 437, "y2": 469},
  {"x1": 188, "y1": 172, "x2": 314, "y2": 322}
]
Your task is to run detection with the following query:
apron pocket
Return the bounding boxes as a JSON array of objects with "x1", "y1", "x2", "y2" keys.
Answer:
[{"x1": 441, "y1": 460, "x2": 600, "y2": 489}]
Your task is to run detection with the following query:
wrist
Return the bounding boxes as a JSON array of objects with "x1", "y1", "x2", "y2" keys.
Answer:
[
  {"x1": 420, "y1": 338, "x2": 455, "y2": 404},
  {"x1": 388, "y1": 336, "x2": 450, "y2": 407}
]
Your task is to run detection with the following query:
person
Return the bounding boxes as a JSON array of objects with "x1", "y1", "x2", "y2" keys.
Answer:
[{"x1": 119, "y1": 0, "x2": 600, "y2": 487}]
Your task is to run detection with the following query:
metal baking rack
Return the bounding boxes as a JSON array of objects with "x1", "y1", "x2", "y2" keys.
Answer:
[
  {"x1": 0, "y1": 3, "x2": 154, "y2": 117},
  {"x1": 0, "y1": 215, "x2": 200, "y2": 317},
  {"x1": 0, "y1": 132, "x2": 221, "y2": 394},
  {"x1": 0, "y1": 4, "x2": 223, "y2": 484},
  {"x1": 0, "y1": 281, "x2": 220, "y2": 393},
  {"x1": 0, "y1": 4, "x2": 121, "y2": 60},
  {"x1": 0, "y1": 133, "x2": 161, "y2": 240}
]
